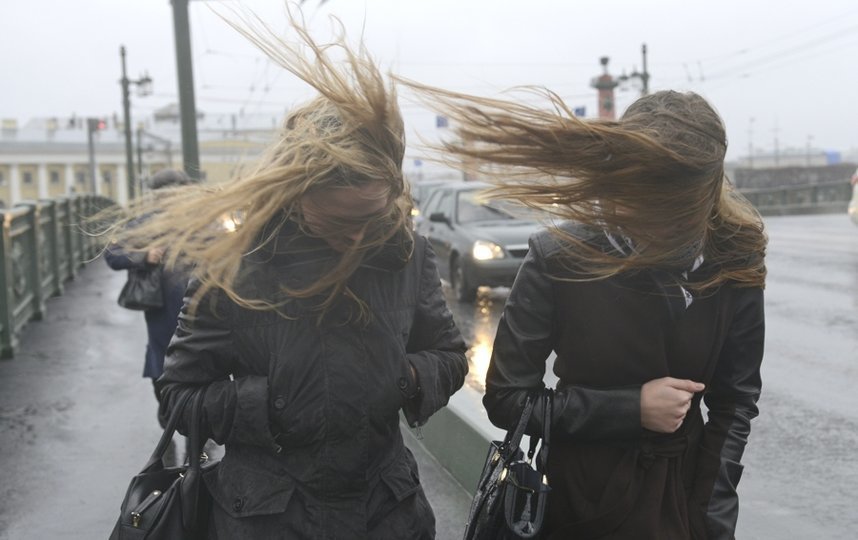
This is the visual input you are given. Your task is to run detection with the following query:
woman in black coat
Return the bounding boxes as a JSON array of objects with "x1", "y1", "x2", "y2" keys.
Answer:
[
  {"x1": 104, "y1": 169, "x2": 194, "y2": 411},
  {"x1": 112, "y1": 19, "x2": 468, "y2": 539},
  {"x1": 407, "y1": 87, "x2": 767, "y2": 539}
]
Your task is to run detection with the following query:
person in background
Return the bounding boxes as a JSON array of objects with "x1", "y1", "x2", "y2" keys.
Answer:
[
  {"x1": 108, "y1": 15, "x2": 467, "y2": 539},
  {"x1": 405, "y1": 83, "x2": 767, "y2": 539},
  {"x1": 105, "y1": 169, "x2": 194, "y2": 419}
]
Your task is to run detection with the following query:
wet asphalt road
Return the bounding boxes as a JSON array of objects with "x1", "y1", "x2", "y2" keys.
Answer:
[
  {"x1": 0, "y1": 213, "x2": 855, "y2": 539},
  {"x1": 443, "y1": 213, "x2": 858, "y2": 539}
]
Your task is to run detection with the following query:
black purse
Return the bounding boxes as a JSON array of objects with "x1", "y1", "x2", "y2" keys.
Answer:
[
  {"x1": 118, "y1": 266, "x2": 164, "y2": 311},
  {"x1": 109, "y1": 388, "x2": 217, "y2": 540},
  {"x1": 464, "y1": 389, "x2": 553, "y2": 540}
]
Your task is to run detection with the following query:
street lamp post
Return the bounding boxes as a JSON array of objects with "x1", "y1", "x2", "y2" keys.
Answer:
[
  {"x1": 617, "y1": 43, "x2": 650, "y2": 97},
  {"x1": 119, "y1": 45, "x2": 152, "y2": 202}
]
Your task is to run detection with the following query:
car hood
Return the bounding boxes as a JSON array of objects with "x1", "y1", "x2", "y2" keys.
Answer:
[{"x1": 462, "y1": 220, "x2": 543, "y2": 248}]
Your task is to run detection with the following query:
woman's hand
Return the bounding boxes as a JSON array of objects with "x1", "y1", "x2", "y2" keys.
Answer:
[
  {"x1": 641, "y1": 377, "x2": 705, "y2": 433},
  {"x1": 146, "y1": 248, "x2": 164, "y2": 265}
]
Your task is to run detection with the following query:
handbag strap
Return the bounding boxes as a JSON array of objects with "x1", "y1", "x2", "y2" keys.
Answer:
[
  {"x1": 142, "y1": 388, "x2": 206, "y2": 471},
  {"x1": 503, "y1": 391, "x2": 538, "y2": 460},
  {"x1": 533, "y1": 388, "x2": 552, "y2": 473}
]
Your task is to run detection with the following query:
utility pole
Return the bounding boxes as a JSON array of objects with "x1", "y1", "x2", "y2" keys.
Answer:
[
  {"x1": 772, "y1": 122, "x2": 780, "y2": 168},
  {"x1": 171, "y1": 0, "x2": 201, "y2": 180},
  {"x1": 640, "y1": 43, "x2": 649, "y2": 96},
  {"x1": 747, "y1": 117, "x2": 755, "y2": 168},
  {"x1": 119, "y1": 46, "x2": 152, "y2": 202}
]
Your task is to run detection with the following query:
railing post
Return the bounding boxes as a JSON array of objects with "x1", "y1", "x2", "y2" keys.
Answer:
[
  {"x1": 0, "y1": 211, "x2": 16, "y2": 358},
  {"x1": 56, "y1": 197, "x2": 74, "y2": 282},
  {"x1": 17, "y1": 202, "x2": 45, "y2": 321},
  {"x1": 73, "y1": 197, "x2": 84, "y2": 269},
  {"x1": 40, "y1": 199, "x2": 63, "y2": 297}
]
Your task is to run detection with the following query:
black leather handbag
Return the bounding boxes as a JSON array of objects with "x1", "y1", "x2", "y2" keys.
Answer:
[
  {"x1": 109, "y1": 388, "x2": 216, "y2": 540},
  {"x1": 464, "y1": 388, "x2": 553, "y2": 540},
  {"x1": 117, "y1": 266, "x2": 164, "y2": 311}
]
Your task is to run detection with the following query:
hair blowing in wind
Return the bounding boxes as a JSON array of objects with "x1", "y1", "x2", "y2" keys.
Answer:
[
  {"x1": 105, "y1": 8, "x2": 410, "y2": 316},
  {"x1": 398, "y1": 80, "x2": 766, "y2": 292}
]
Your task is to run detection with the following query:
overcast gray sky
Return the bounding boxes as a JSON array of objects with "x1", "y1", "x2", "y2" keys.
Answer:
[{"x1": 2, "y1": 0, "x2": 857, "y2": 165}]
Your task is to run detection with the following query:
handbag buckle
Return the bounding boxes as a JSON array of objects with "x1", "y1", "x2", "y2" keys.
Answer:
[{"x1": 130, "y1": 489, "x2": 163, "y2": 528}]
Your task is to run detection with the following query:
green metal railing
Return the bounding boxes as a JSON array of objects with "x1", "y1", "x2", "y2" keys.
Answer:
[
  {"x1": 0, "y1": 195, "x2": 116, "y2": 358},
  {"x1": 739, "y1": 180, "x2": 853, "y2": 216}
]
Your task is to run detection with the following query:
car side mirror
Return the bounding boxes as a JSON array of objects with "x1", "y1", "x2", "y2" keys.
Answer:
[{"x1": 429, "y1": 212, "x2": 451, "y2": 226}]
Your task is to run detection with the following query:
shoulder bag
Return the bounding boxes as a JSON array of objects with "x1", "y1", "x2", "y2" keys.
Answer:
[
  {"x1": 117, "y1": 265, "x2": 164, "y2": 311},
  {"x1": 109, "y1": 387, "x2": 216, "y2": 540},
  {"x1": 464, "y1": 388, "x2": 553, "y2": 540}
]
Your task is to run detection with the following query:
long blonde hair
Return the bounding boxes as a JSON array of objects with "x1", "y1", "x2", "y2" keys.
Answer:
[
  {"x1": 399, "y1": 82, "x2": 766, "y2": 291},
  {"x1": 108, "y1": 11, "x2": 411, "y2": 316}
]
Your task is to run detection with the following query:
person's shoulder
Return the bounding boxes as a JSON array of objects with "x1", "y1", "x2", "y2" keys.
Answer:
[{"x1": 529, "y1": 221, "x2": 601, "y2": 258}]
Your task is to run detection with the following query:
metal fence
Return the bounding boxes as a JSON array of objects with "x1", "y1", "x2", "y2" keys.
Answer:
[
  {"x1": 0, "y1": 195, "x2": 117, "y2": 358},
  {"x1": 739, "y1": 180, "x2": 853, "y2": 216}
]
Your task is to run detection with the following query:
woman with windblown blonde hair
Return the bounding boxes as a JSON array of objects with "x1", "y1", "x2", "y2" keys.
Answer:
[
  {"x1": 403, "y1": 83, "x2": 766, "y2": 539},
  {"x1": 111, "y1": 15, "x2": 467, "y2": 539}
]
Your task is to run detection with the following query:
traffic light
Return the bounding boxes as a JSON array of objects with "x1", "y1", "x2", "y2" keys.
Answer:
[{"x1": 87, "y1": 117, "x2": 108, "y2": 133}]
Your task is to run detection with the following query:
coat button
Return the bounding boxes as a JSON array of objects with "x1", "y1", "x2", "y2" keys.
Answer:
[
  {"x1": 398, "y1": 377, "x2": 408, "y2": 389},
  {"x1": 273, "y1": 397, "x2": 286, "y2": 410},
  {"x1": 232, "y1": 497, "x2": 244, "y2": 511}
]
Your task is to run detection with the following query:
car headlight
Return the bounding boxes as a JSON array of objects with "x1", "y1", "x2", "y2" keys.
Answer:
[{"x1": 472, "y1": 240, "x2": 505, "y2": 260}]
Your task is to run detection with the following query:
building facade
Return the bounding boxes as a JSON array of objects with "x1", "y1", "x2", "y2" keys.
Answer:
[{"x1": 0, "y1": 109, "x2": 275, "y2": 208}]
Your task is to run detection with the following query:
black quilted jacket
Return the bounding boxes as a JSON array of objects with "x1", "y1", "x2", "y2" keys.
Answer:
[{"x1": 159, "y1": 225, "x2": 468, "y2": 539}]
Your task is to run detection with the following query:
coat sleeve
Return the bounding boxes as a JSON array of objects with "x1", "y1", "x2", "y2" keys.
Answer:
[
  {"x1": 691, "y1": 287, "x2": 765, "y2": 539},
  {"x1": 401, "y1": 239, "x2": 469, "y2": 427},
  {"x1": 158, "y1": 279, "x2": 281, "y2": 452},
  {"x1": 483, "y1": 233, "x2": 642, "y2": 440},
  {"x1": 104, "y1": 242, "x2": 150, "y2": 270}
]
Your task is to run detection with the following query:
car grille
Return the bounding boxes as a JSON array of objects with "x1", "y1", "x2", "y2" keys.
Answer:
[{"x1": 507, "y1": 245, "x2": 529, "y2": 258}]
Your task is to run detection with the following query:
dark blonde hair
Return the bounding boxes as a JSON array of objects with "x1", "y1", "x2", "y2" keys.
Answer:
[
  {"x1": 399, "y1": 82, "x2": 766, "y2": 291},
  {"x1": 107, "y1": 12, "x2": 411, "y2": 317}
]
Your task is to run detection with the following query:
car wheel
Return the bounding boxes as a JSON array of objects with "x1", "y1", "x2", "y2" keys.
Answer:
[{"x1": 451, "y1": 256, "x2": 477, "y2": 303}]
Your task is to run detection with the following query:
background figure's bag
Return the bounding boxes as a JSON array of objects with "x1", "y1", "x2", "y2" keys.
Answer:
[
  {"x1": 109, "y1": 388, "x2": 216, "y2": 540},
  {"x1": 117, "y1": 266, "x2": 164, "y2": 311},
  {"x1": 464, "y1": 389, "x2": 553, "y2": 540}
]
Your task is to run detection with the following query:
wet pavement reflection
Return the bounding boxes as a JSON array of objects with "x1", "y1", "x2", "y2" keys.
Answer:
[{"x1": 443, "y1": 285, "x2": 507, "y2": 392}]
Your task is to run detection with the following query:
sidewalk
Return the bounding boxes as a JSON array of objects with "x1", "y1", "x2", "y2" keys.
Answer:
[{"x1": 0, "y1": 262, "x2": 470, "y2": 540}]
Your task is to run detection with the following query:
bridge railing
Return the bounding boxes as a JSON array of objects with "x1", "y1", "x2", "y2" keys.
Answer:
[
  {"x1": 739, "y1": 179, "x2": 852, "y2": 216},
  {"x1": 0, "y1": 195, "x2": 117, "y2": 358}
]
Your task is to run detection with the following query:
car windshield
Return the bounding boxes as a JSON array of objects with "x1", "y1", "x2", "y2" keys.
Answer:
[{"x1": 456, "y1": 190, "x2": 541, "y2": 223}]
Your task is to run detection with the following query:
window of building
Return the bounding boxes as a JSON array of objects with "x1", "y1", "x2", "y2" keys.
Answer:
[
  {"x1": 76, "y1": 172, "x2": 86, "y2": 184},
  {"x1": 103, "y1": 171, "x2": 112, "y2": 184},
  {"x1": 23, "y1": 172, "x2": 33, "y2": 184},
  {"x1": 50, "y1": 171, "x2": 60, "y2": 184},
  {"x1": 0, "y1": 172, "x2": 5, "y2": 187}
]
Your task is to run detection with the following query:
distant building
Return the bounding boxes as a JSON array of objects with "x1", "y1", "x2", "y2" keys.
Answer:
[{"x1": 0, "y1": 106, "x2": 279, "y2": 207}]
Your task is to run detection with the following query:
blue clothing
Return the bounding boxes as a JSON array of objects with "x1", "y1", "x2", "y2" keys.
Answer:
[{"x1": 105, "y1": 246, "x2": 189, "y2": 379}]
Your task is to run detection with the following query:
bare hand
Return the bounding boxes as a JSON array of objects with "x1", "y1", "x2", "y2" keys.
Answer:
[
  {"x1": 641, "y1": 377, "x2": 705, "y2": 433},
  {"x1": 145, "y1": 248, "x2": 164, "y2": 265}
]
